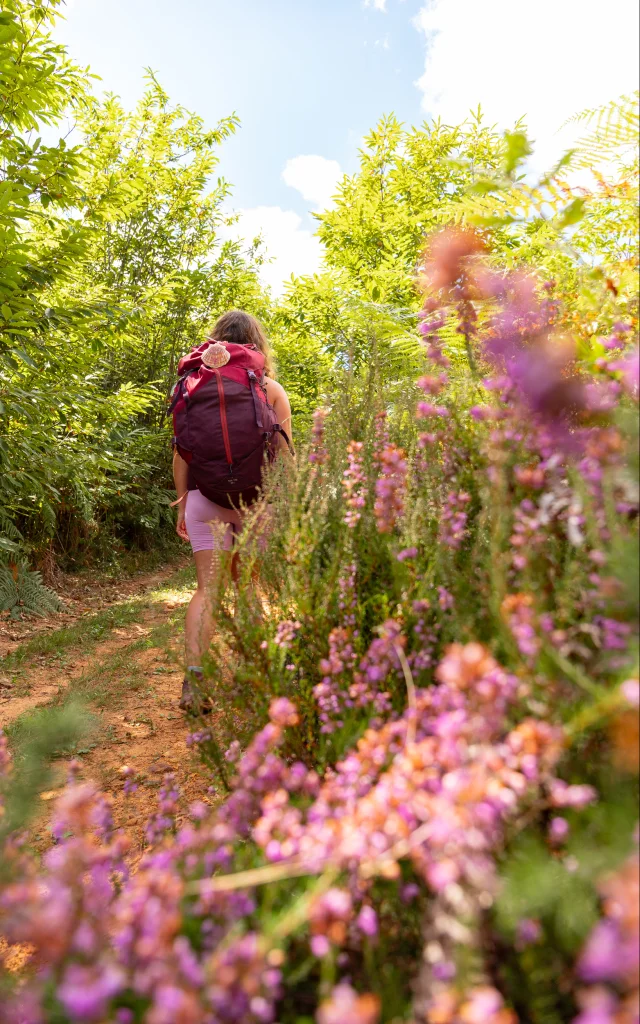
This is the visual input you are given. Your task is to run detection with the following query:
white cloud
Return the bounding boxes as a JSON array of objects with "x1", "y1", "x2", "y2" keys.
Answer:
[
  {"x1": 414, "y1": 0, "x2": 639, "y2": 171},
  {"x1": 282, "y1": 154, "x2": 342, "y2": 211},
  {"x1": 364, "y1": 0, "x2": 388, "y2": 11},
  {"x1": 218, "y1": 206, "x2": 324, "y2": 296},
  {"x1": 220, "y1": 155, "x2": 344, "y2": 293}
]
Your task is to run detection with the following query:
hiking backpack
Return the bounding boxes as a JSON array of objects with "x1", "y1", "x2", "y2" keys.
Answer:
[{"x1": 169, "y1": 341, "x2": 292, "y2": 510}]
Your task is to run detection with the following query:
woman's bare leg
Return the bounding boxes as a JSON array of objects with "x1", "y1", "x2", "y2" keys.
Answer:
[{"x1": 185, "y1": 549, "x2": 215, "y2": 668}]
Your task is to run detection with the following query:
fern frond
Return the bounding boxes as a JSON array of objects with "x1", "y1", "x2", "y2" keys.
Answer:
[
  {"x1": 0, "y1": 564, "x2": 62, "y2": 617},
  {"x1": 569, "y1": 92, "x2": 639, "y2": 170}
]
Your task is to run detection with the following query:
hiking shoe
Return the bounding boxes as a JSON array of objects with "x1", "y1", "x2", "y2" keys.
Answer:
[{"x1": 178, "y1": 677, "x2": 213, "y2": 716}]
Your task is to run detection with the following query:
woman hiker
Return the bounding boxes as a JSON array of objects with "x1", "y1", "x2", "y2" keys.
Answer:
[{"x1": 171, "y1": 310, "x2": 293, "y2": 713}]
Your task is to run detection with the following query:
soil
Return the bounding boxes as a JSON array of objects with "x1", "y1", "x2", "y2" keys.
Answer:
[{"x1": 0, "y1": 557, "x2": 221, "y2": 857}]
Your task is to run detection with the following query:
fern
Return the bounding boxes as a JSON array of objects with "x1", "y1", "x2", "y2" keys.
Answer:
[
  {"x1": 566, "y1": 92, "x2": 640, "y2": 169},
  {"x1": 0, "y1": 563, "x2": 62, "y2": 618},
  {"x1": 0, "y1": 509, "x2": 23, "y2": 556}
]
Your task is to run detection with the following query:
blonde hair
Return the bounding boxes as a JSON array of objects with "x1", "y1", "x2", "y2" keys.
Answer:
[{"x1": 209, "y1": 310, "x2": 274, "y2": 378}]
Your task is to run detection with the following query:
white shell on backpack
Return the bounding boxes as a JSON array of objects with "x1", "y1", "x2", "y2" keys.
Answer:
[{"x1": 202, "y1": 341, "x2": 230, "y2": 369}]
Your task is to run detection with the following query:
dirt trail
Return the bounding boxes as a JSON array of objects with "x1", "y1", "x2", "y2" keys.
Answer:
[{"x1": 0, "y1": 558, "x2": 220, "y2": 856}]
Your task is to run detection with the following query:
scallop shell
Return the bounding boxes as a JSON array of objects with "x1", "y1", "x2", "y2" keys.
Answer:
[{"x1": 202, "y1": 341, "x2": 230, "y2": 369}]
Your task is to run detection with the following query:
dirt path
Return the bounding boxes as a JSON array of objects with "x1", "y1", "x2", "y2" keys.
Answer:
[{"x1": 0, "y1": 559, "x2": 221, "y2": 856}]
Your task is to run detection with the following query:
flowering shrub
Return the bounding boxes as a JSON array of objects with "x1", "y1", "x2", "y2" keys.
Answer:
[{"x1": 1, "y1": 229, "x2": 639, "y2": 1022}]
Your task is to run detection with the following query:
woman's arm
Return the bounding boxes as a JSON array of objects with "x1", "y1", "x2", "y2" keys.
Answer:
[
  {"x1": 264, "y1": 378, "x2": 293, "y2": 451},
  {"x1": 172, "y1": 449, "x2": 190, "y2": 541}
]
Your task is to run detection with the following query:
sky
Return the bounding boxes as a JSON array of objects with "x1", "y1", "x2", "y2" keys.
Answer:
[{"x1": 55, "y1": 0, "x2": 639, "y2": 292}]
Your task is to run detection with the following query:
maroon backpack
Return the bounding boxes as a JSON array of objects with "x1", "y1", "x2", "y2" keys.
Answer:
[{"x1": 169, "y1": 341, "x2": 292, "y2": 510}]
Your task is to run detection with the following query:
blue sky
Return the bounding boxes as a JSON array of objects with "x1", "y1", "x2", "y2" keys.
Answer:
[{"x1": 56, "y1": 0, "x2": 639, "y2": 291}]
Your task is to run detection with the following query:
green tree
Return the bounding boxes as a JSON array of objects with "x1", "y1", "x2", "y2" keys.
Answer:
[{"x1": 1, "y1": 1, "x2": 269, "y2": 586}]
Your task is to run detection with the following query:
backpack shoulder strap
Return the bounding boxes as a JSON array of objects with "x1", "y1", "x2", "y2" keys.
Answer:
[
  {"x1": 247, "y1": 369, "x2": 267, "y2": 432},
  {"x1": 167, "y1": 368, "x2": 198, "y2": 416}
]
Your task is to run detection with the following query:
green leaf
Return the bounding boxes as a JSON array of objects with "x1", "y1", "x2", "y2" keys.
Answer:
[
  {"x1": 557, "y1": 197, "x2": 587, "y2": 227},
  {"x1": 466, "y1": 178, "x2": 503, "y2": 196},
  {"x1": 504, "y1": 130, "x2": 533, "y2": 175},
  {"x1": 11, "y1": 349, "x2": 38, "y2": 368}
]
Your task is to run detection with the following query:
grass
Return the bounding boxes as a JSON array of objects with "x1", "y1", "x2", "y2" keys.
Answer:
[
  {"x1": 3, "y1": 564, "x2": 196, "y2": 763},
  {"x1": 2, "y1": 563, "x2": 196, "y2": 670}
]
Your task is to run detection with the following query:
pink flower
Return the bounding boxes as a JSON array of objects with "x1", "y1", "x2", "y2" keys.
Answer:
[
  {"x1": 356, "y1": 905, "x2": 378, "y2": 939},
  {"x1": 516, "y1": 918, "x2": 542, "y2": 949},
  {"x1": 268, "y1": 698, "x2": 299, "y2": 727},
  {"x1": 316, "y1": 983, "x2": 380, "y2": 1024},
  {"x1": 621, "y1": 678, "x2": 640, "y2": 708},
  {"x1": 374, "y1": 445, "x2": 407, "y2": 533},
  {"x1": 58, "y1": 962, "x2": 125, "y2": 1022},
  {"x1": 550, "y1": 780, "x2": 597, "y2": 809},
  {"x1": 549, "y1": 817, "x2": 570, "y2": 845},
  {"x1": 343, "y1": 441, "x2": 367, "y2": 528}
]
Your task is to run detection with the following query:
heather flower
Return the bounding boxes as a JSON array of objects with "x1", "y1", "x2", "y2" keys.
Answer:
[
  {"x1": 224, "y1": 740, "x2": 241, "y2": 763},
  {"x1": 273, "y1": 619, "x2": 301, "y2": 649},
  {"x1": 501, "y1": 594, "x2": 540, "y2": 662},
  {"x1": 374, "y1": 445, "x2": 407, "y2": 533},
  {"x1": 579, "y1": 920, "x2": 624, "y2": 984},
  {"x1": 621, "y1": 679, "x2": 640, "y2": 708},
  {"x1": 421, "y1": 227, "x2": 486, "y2": 293},
  {"x1": 417, "y1": 401, "x2": 449, "y2": 419},
  {"x1": 343, "y1": 440, "x2": 367, "y2": 527},
  {"x1": 309, "y1": 887, "x2": 353, "y2": 948},
  {"x1": 57, "y1": 961, "x2": 125, "y2": 1022},
  {"x1": 578, "y1": 850, "x2": 639, "y2": 1003},
  {"x1": 516, "y1": 918, "x2": 542, "y2": 949},
  {"x1": 209, "y1": 932, "x2": 282, "y2": 1023},
  {"x1": 439, "y1": 490, "x2": 471, "y2": 549},
  {"x1": 309, "y1": 407, "x2": 330, "y2": 465},
  {"x1": 470, "y1": 404, "x2": 504, "y2": 422},
  {"x1": 418, "y1": 373, "x2": 448, "y2": 396},
  {"x1": 268, "y1": 697, "x2": 299, "y2": 728},
  {"x1": 609, "y1": 347, "x2": 639, "y2": 398},
  {"x1": 145, "y1": 773, "x2": 180, "y2": 845},
  {"x1": 316, "y1": 983, "x2": 380, "y2": 1024},
  {"x1": 186, "y1": 728, "x2": 212, "y2": 747},
  {"x1": 437, "y1": 587, "x2": 454, "y2": 611},
  {"x1": 314, "y1": 626, "x2": 357, "y2": 733},
  {"x1": 549, "y1": 817, "x2": 570, "y2": 845},
  {"x1": 119, "y1": 765, "x2": 137, "y2": 796},
  {"x1": 397, "y1": 546, "x2": 418, "y2": 562},
  {"x1": 357, "y1": 905, "x2": 378, "y2": 939},
  {"x1": 458, "y1": 986, "x2": 517, "y2": 1024},
  {"x1": 549, "y1": 780, "x2": 597, "y2": 809},
  {"x1": 573, "y1": 987, "x2": 619, "y2": 1024}
]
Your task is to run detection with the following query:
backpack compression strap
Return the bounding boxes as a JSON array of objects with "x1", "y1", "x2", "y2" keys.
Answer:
[{"x1": 247, "y1": 370, "x2": 294, "y2": 455}]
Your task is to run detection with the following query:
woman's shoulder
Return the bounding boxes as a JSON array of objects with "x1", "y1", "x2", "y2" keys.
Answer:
[{"x1": 264, "y1": 376, "x2": 288, "y2": 402}]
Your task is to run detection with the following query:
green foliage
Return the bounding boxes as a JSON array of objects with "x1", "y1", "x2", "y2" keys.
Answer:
[
  {"x1": 0, "y1": 562, "x2": 62, "y2": 617},
  {"x1": 0, "y1": 701, "x2": 89, "y2": 848},
  {"x1": 0, "y1": 2, "x2": 268, "y2": 594}
]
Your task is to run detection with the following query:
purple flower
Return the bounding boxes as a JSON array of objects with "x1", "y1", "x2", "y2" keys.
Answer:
[
  {"x1": 516, "y1": 917, "x2": 542, "y2": 949},
  {"x1": 58, "y1": 962, "x2": 124, "y2": 1021},
  {"x1": 357, "y1": 905, "x2": 378, "y2": 939},
  {"x1": 550, "y1": 780, "x2": 597, "y2": 809},
  {"x1": 579, "y1": 920, "x2": 622, "y2": 983},
  {"x1": 549, "y1": 817, "x2": 570, "y2": 845},
  {"x1": 573, "y1": 987, "x2": 618, "y2": 1024},
  {"x1": 268, "y1": 697, "x2": 298, "y2": 727},
  {"x1": 316, "y1": 983, "x2": 380, "y2": 1024},
  {"x1": 397, "y1": 547, "x2": 418, "y2": 562}
]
